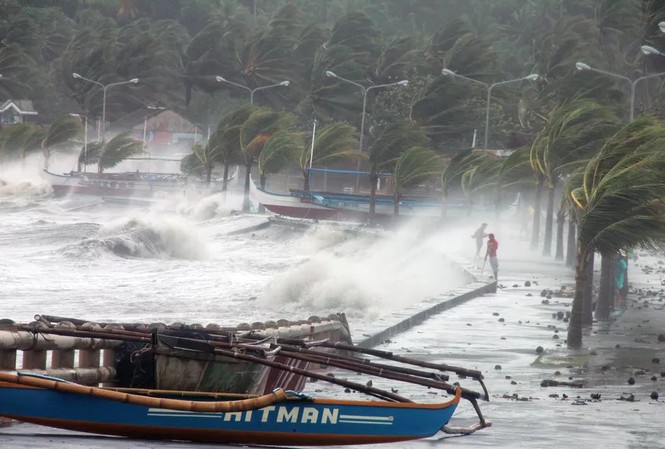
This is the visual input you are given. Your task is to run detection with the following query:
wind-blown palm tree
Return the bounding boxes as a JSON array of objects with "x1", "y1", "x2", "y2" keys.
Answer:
[
  {"x1": 367, "y1": 122, "x2": 429, "y2": 220},
  {"x1": 298, "y1": 122, "x2": 359, "y2": 191},
  {"x1": 441, "y1": 150, "x2": 499, "y2": 217},
  {"x1": 529, "y1": 99, "x2": 621, "y2": 256},
  {"x1": 41, "y1": 116, "x2": 83, "y2": 169},
  {"x1": 392, "y1": 146, "x2": 443, "y2": 216},
  {"x1": 566, "y1": 117, "x2": 665, "y2": 348},
  {"x1": 94, "y1": 133, "x2": 144, "y2": 173},
  {"x1": 0, "y1": 123, "x2": 36, "y2": 163},
  {"x1": 76, "y1": 141, "x2": 103, "y2": 172},
  {"x1": 258, "y1": 131, "x2": 302, "y2": 189},
  {"x1": 238, "y1": 108, "x2": 293, "y2": 211}
]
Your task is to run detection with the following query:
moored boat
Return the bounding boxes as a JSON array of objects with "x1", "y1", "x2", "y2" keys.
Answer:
[
  {"x1": 0, "y1": 313, "x2": 353, "y2": 395},
  {"x1": 0, "y1": 370, "x2": 465, "y2": 446},
  {"x1": 250, "y1": 179, "x2": 360, "y2": 221},
  {"x1": 42, "y1": 168, "x2": 235, "y2": 198},
  {"x1": 251, "y1": 180, "x2": 445, "y2": 223}
]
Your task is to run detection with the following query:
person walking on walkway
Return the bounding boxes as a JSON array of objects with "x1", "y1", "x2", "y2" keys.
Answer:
[
  {"x1": 486, "y1": 233, "x2": 499, "y2": 281},
  {"x1": 472, "y1": 223, "x2": 488, "y2": 258}
]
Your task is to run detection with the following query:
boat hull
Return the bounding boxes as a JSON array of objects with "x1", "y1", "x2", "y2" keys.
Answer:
[
  {"x1": 0, "y1": 377, "x2": 460, "y2": 446},
  {"x1": 42, "y1": 169, "x2": 224, "y2": 198},
  {"x1": 251, "y1": 180, "x2": 445, "y2": 223}
]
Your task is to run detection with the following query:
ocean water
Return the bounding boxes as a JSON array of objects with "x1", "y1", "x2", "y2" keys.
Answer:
[{"x1": 0, "y1": 164, "x2": 468, "y2": 331}]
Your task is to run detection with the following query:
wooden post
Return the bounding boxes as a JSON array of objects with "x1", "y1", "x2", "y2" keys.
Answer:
[
  {"x1": 52, "y1": 349, "x2": 75, "y2": 368},
  {"x1": 22, "y1": 350, "x2": 47, "y2": 370},
  {"x1": 78, "y1": 349, "x2": 100, "y2": 368},
  {"x1": 0, "y1": 350, "x2": 17, "y2": 370}
]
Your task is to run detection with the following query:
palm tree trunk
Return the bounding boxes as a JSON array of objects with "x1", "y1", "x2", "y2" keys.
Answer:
[
  {"x1": 583, "y1": 251, "x2": 594, "y2": 326},
  {"x1": 542, "y1": 183, "x2": 555, "y2": 256},
  {"x1": 222, "y1": 163, "x2": 230, "y2": 192},
  {"x1": 555, "y1": 207, "x2": 565, "y2": 261},
  {"x1": 565, "y1": 217, "x2": 576, "y2": 267},
  {"x1": 595, "y1": 251, "x2": 614, "y2": 321},
  {"x1": 441, "y1": 190, "x2": 448, "y2": 219},
  {"x1": 531, "y1": 177, "x2": 544, "y2": 249},
  {"x1": 393, "y1": 192, "x2": 401, "y2": 216},
  {"x1": 494, "y1": 186, "x2": 501, "y2": 220},
  {"x1": 568, "y1": 245, "x2": 588, "y2": 349},
  {"x1": 206, "y1": 165, "x2": 212, "y2": 184},
  {"x1": 243, "y1": 163, "x2": 252, "y2": 212},
  {"x1": 303, "y1": 169, "x2": 310, "y2": 192},
  {"x1": 369, "y1": 174, "x2": 378, "y2": 219}
]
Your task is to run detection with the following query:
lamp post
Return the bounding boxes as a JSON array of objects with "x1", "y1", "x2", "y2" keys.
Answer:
[
  {"x1": 325, "y1": 71, "x2": 408, "y2": 152},
  {"x1": 442, "y1": 69, "x2": 539, "y2": 149},
  {"x1": 72, "y1": 73, "x2": 139, "y2": 138},
  {"x1": 324, "y1": 71, "x2": 408, "y2": 192},
  {"x1": 215, "y1": 76, "x2": 289, "y2": 105},
  {"x1": 575, "y1": 62, "x2": 665, "y2": 122},
  {"x1": 641, "y1": 45, "x2": 665, "y2": 58}
]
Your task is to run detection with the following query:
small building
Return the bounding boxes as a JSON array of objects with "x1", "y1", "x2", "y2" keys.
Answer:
[
  {"x1": 109, "y1": 107, "x2": 205, "y2": 159},
  {"x1": 0, "y1": 100, "x2": 38, "y2": 125}
]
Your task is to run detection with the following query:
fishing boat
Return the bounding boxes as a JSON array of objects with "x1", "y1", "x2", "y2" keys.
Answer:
[
  {"x1": 0, "y1": 370, "x2": 467, "y2": 446},
  {"x1": 251, "y1": 181, "x2": 445, "y2": 223},
  {"x1": 42, "y1": 166, "x2": 237, "y2": 198},
  {"x1": 0, "y1": 327, "x2": 492, "y2": 446},
  {"x1": 250, "y1": 179, "x2": 356, "y2": 221},
  {"x1": 0, "y1": 313, "x2": 353, "y2": 395}
]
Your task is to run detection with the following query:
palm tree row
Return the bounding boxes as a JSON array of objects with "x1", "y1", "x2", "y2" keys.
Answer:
[{"x1": 2, "y1": 1, "x2": 660, "y2": 155}]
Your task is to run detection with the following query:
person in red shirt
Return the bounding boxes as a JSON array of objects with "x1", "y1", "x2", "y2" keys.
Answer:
[{"x1": 486, "y1": 233, "x2": 499, "y2": 281}]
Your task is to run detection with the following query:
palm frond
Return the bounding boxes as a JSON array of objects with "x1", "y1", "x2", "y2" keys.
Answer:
[
  {"x1": 97, "y1": 132, "x2": 144, "y2": 172},
  {"x1": 394, "y1": 146, "x2": 443, "y2": 192},
  {"x1": 42, "y1": 116, "x2": 83, "y2": 149},
  {"x1": 259, "y1": 131, "x2": 303, "y2": 175}
]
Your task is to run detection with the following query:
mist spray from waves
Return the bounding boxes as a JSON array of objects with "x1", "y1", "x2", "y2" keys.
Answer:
[
  {"x1": 65, "y1": 215, "x2": 209, "y2": 260},
  {"x1": 259, "y1": 225, "x2": 468, "y2": 320},
  {"x1": 147, "y1": 191, "x2": 245, "y2": 221},
  {"x1": 0, "y1": 159, "x2": 53, "y2": 205}
]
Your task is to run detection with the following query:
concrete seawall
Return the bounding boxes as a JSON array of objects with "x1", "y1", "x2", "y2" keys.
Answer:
[{"x1": 358, "y1": 281, "x2": 497, "y2": 348}]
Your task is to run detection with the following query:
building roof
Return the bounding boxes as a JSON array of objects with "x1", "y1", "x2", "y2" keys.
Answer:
[
  {"x1": 109, "y1": 107, "x2": 201, "y2": 134},
  {"x1": 110, "y1": 106, "x2": 164, "y2": 129},
  {"x1": 0, "y1": 100, "x2": 38, "y2": 115}
]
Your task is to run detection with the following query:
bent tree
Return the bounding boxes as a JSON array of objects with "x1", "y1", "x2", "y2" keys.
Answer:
[{"x1": 566, "y1": 117, "x2": 665, "y2": 348}]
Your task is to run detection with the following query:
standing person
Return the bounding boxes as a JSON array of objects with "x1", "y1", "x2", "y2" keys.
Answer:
[
  {"x1": 472, "y1": 223, "x2": 488, "y2": 257},
  {"x1": 615, "y1": 252, "x2": 628, "y2": 308},
  {"x1": 486, "y1": 233, "x2": 499, "y2": 280}
]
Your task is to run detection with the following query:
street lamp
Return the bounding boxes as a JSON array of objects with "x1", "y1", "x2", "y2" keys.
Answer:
[
  {"x1": 442, "y1": 69, "x2": 539, "y2": 149},
  {"x1": 215, "y1": 76, "x2": 289, "y2": 105},
  {"x1": 325, "y1": 71, "x2": 409, "y2": 152},
  {"x1": 641, "y1": 45, "x2": 665, "y2": 57},
  {"x1": 575, "y1": 62, "x2": 665, "y2": 122},
  {"x1": 72, "y1": 73, "x2": 139, "y2": 138}
]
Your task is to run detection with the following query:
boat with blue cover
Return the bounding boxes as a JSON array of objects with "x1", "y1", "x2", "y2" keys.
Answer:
[
  {"x1": 0, "y1": 371, "x2": 464, "y2": 446},
  {"x1": 0, "y1": 333, "x2": 492, "y2": 445}
]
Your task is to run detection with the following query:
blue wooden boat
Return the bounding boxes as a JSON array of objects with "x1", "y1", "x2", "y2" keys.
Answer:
[{"x1": 0, "y1": 371, "x2": 464, "y2": 446}]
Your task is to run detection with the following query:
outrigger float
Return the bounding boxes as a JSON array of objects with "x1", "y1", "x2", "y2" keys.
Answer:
[{"x1": 0, "y1": 314, "x2": 491, "y2": 445}]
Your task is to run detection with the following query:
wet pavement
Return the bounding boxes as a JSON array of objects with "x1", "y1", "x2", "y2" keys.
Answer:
[{"x1": 2, "y1": 236, "x2": 665, "y2": 448}]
